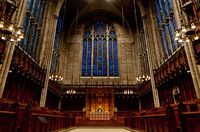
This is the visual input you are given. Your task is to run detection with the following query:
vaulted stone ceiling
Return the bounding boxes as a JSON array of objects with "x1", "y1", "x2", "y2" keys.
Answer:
[{"x1": 61, "y1": 0, "x2": 144, "y2": 32}]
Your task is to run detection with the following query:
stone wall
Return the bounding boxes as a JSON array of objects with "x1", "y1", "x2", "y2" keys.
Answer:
[{"x1": 59, "y1": 22, "x2": 141, "y2": 85}]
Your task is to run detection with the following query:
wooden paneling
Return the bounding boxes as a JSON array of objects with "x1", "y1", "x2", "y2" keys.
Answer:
[
  {"x1": 11, "y1": 46, "x2": 46, "y2": 84},
  {"x1": 0, "y1": 99, "x2": 75, "y2": 132},
  {"x1": 154, "y1": 47, "x2": 188, "y2": 85},
  {"x1": 125, "y1": 99, "x2": 200, "y2": 132},
  {"x1": 0, "y1": 42, "x2": 6, "y2": 64}
]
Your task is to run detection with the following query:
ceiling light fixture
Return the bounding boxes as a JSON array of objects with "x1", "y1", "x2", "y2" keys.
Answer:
[{"x1": 174, "y1": 22, "x2": 200, "y2": 43}]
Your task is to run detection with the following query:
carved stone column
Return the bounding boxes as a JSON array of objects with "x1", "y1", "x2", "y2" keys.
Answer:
[
  {"x1": 0, "y1": 43, "x2": 16, "y2": 98},
  {"x1": 142, "y1": 14, "x2": 160, "y2": 107},
  {"x1": 184, "y1": 42, "x2": 200, "y2": 98},
  {"x1": 39, "y1": 13, "x2": 59, "y2": 107}
]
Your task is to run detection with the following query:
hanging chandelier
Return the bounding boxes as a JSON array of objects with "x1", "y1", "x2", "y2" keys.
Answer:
[
  {"x1": 0, "y1": 21, "x2": 24, "y2": 42},
  {"x1": 49, "y1": 74, "x2": 63, "y2": 82},
  {"x1": 174, "y1": 22, "x2": 200, "y2": 43},
  {"x1": 123, "y1": 89, "x2": 134, "y2": 95},
  {"x1": 136, "y1": 75, "x2": 150, "y2": 82},
  {"x1": 0, "y1": 0, "x2": 24, "y2": 42},
  {"x1": 65, "y1": 89, "x2": 76, "y2": 94}
]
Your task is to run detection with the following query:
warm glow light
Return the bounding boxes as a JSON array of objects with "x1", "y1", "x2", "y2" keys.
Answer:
[
  {"x1": 194, "y1": 35, "x2": 199, "y2": 40},
  {"x1": 1, "y1": 36, "x2": 5, "y2": 40},
  {"x1": 10, "y1": 37, "x2": 14, "y2": 42},
  {"x1": 175, "y1": 37, "x2": 179, "y2": 41},
  {"x1": 186, "y1": 37, "x2": 190, "y2": 43},
  {"x1": 20, "y1": 35, "x2": 24, "y2": 39},
  {"x1": 9, "y1": 24, "x2": 14, "y2": 31},
  {"x1": 49, "y1": 74, "x2": 63, "y2": 82},
  {"x1": 0, "y1": 21, "x2": 4, "y2": 28},
  {"x1": 17, "y1": 38, "x2": 21, "y2": 41},
  {"x1": 191, "y1": 23, "x2": 196, "y2": 29},
  {"x1": 175, "y1": 31, "x2": 180, "y2": 37},
  {"x1": 178, "y1": 39, "x2": 183, "y2": 43},
  {"x1": 17, "y1": 29, "x2": 21, "y2": 35},
  {"x1": 0, "y1": 20, "x2": 24, "y2": 42},
  {"x1": 66, "y1": 90, "x2": 76, "y2": 94},
  {"x1": 136, "y1": 75, "x2": 150, "y2": 82},
  {"x1": 182, "y1": 26, "x2": 186, "y2": 32}
]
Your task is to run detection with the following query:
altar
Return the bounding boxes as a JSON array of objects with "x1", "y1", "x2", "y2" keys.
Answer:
[
  {"x1": 85, "y1": 88, "x2": 114, "y2": 120},
  {"x1": 90, "y1": 112, "x2": 110, "y2": 120}
]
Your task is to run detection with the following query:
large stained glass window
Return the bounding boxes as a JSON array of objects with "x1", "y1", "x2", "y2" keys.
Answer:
[
  {"x1": 20, "y1": 0, "x2": 46, "y2": 60},
  {"x1": 51, "y1": 17, "x2": 63, "y2": 74},
  {"x1": 82, "y1": 21, "x2": 118, "y2": 77},
  {"x1": 154, "y1": 0, "x2": 177, "y2": 59}
]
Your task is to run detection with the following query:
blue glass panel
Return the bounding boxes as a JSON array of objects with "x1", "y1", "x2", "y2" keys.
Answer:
[
  {"x1": 164, "y1": 26, "x2": 171, "y2": 55},
  {"x1": 87, "y1": 39, "x2": 92, "y2": 76},
  {"x1": 20, "y1": 14, "x2": 29, "y2": 47},
  {"x1": 158, "y1": 0, "x2": 162, "y2": 10},
  {"x1": 93, "y1": 39, "x2": 98, "y2": 76},
  {"x1": 172, "y1": 15, "x2": 177, "y2": 30},
  {"x1": 84, "y1": 31, "x2": 91, "y2": 38},
  {"x1": 167, "y1": 22, "x2": 176, "y2": 51},
  {"x1": 98, "y1": 39, "x2": 103, "y2": 76},
  {"x1": 33, "y1": 30, "x2": 40, "y2": 59},
  {"x1": 32, "y1": 29, "x2": 38, "y2": 59},
  {"x1": 22, "y1": 14, "x2": 29, "y2": 32},
  {"x1": 109, "y1": 39, "x2": 113, "y2": 76},
  {"x1": 113, "y1": 39, "x2": 118, "y2": 76},
  {"x1": 110, "y1": 31, "x2": 116, "y2": 38},
  {"x1": 51, "y1": 53, "x2": 57, "y2": 73},
  {"x1": 103, "y1": 39, "x2": 107, "y2": 76},
  {"x1": 36, "y1": 0, "x2": 42, "y2": 22},
  {"x1": 27, "y1": 0, "x2": 33, "y2": 11},
  {"x1": 158, "y1": 0, "x2": 164, "y2": 21},
  {"x1": 155, "y1": 1, "x2": 166, "y2": 57},
  {"x1": 166, "y1": 0, "x2": 177, "y2": 30},
  {"x1": 39, "y1": 1, "x2": 45, "y2": 24},
  {"x1": 57, "y1": 18, "x2": 63, "y2": 33},
  {"x1": 54, "y1": 17, "x2": 62, "y2": 50},
  {"x1": 82, "y1": 39, "x2": 87, "y2": 76},
  {"x1": 24, "y1": 23, "x2": 31, "y2": 50},
  {"x1": 32, "y1": 0, "x2": 36, "y2": 16},
  {"x1": 29, "y1": 25, "x2": 36, "y2": 56},
  {"x1": 167, "y1": 0, "x2": 173, "y2": 10},
  {"x1": 163, "y1": 0, "x2": 169, "y2": 16},
  {"x1": 159, "y1": 32, "x2": 167, "y2": 57},
  {"x1": 95, "y1": 21, "x2": 105, "y2": 34},
  {"x1": 155, "y1": 3, "x2": 162, "y2": 27},
  {"x1": 54, "y1": 32, "x2": 60, "y2": 51}
]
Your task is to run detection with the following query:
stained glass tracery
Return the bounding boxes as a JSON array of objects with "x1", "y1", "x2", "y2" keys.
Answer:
[
  {"x1": 154, "y1": 0, "x2": 177, "y2": 58},
  {"x1": 20, "y1": 0, "x2": 46, "y2": 60},
  {"x1": 82, "y1": 21, "x2": 118, "y2": 77}
]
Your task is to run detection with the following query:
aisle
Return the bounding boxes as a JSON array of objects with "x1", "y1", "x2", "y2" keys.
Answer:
[{"x1": 61, "y1": 127, "x2": 139, "y2": 132}]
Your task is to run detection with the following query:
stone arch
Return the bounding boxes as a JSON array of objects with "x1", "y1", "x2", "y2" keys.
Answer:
[
  {"x1": 135, "y1": 0, "x2": 146, "y2": 17},
  {"x1": 55, "y1": 0, "x2": 64, "y2": 16}
]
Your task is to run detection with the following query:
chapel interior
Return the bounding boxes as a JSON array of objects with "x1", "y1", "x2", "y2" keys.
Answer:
[{"x1": 0, "y1": 0, "x2": 200, "y2": 132}]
